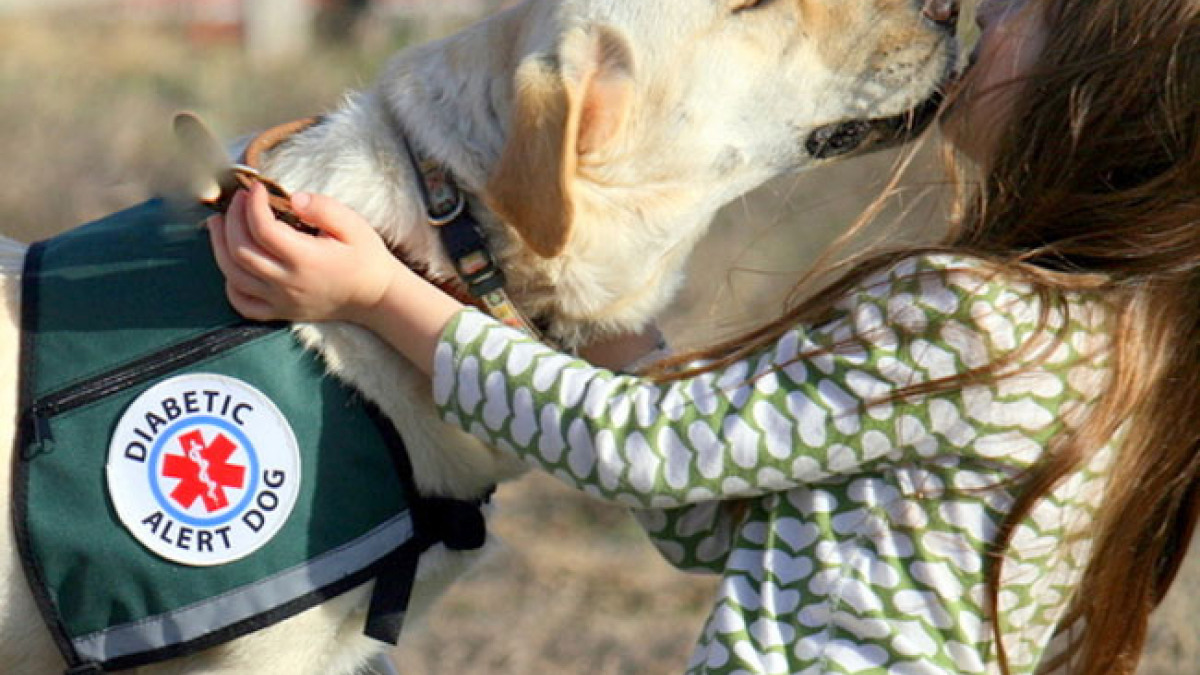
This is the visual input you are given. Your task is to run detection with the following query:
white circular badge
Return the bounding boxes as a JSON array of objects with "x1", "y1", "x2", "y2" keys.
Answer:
[{"x1": 106, "y1": 373, "x2": 302, "y2": 566}]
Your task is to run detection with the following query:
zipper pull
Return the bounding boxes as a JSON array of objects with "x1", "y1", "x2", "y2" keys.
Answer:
[{"x1": 22, "y1": 407, "x2": 55, "y2": 459}]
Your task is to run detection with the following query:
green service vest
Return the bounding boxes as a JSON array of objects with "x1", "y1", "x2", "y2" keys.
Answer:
[{"x1": 14, "y1": 200, "x2": 486, "y2": 674}]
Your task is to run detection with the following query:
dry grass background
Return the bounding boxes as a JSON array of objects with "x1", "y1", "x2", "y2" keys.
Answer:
[{"x1": 0, "y1": 13, "x2": 1195, "y2": 675}]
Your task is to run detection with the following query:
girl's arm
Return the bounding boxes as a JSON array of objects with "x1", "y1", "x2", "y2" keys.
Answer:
[
  {"x1": 211, "y1": 185, "x2": 1076, "y2": 511},
  {"x1": 427, "y1": 261, "x2": 1074, "y2": 509}
]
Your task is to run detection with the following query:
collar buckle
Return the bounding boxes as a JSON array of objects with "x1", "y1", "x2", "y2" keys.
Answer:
[
  {"x1": 427, "y1": 197, "x2": 466, "y2": 227},
  {"x1": 397, "y1": 127, "x2": 551, "y2": 342}
]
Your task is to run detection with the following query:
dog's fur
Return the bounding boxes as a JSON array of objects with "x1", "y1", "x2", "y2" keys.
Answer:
[{"x1": 0, "y1": 1, "x2": 956, "y2": 672}]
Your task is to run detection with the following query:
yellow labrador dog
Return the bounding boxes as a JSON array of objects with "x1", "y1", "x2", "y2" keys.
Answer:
[{"x1": 0, "y1": 0, "x2": 958, "y2": 672}]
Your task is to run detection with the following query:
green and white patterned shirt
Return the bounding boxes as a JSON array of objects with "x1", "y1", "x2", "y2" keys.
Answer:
[{"x1": 432, "y1": 255, "x2": 1113, "y2": 675}]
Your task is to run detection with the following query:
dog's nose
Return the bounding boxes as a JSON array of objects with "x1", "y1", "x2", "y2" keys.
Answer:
[{"x1": 922, "y1": 0, "x2": 959, "y2": 28}]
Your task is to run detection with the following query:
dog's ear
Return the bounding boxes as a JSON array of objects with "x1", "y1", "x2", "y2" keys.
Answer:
[{"x1": 486, "y1": 26, "x2": 634, "y2": 258}]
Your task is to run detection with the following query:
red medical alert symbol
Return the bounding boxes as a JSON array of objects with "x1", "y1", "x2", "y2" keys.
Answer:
[{"x1": 163, "y1": 430, "x2": 247, "y2": 513}]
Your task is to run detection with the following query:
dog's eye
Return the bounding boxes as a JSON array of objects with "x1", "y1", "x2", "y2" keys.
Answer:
[{"x1": 731, "y1": 0, "x2": 769, "y2": 12}]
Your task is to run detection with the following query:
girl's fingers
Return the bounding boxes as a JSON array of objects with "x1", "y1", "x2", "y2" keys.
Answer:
[
  {"x1": 208, "y1": 210, "x2": 277, "y2": 299},
  {"x1": 290, "y1": 191, "x2": 360, "y2": 241},
  {"x1": 244, "y1": 182, "x2": 304, "y2": 261},
  {"x1": 210, "y1": 186, "x2": 391, "y2": 324},
  {"x1": 208, "y1": 211, "x2": 240, "y2": 279},
  {"x1": 224, "y1": 188, "x2": 290, "y2": 279},
  {"x1": 225, "y1": 283, "x2": 278, "y2": 322}
]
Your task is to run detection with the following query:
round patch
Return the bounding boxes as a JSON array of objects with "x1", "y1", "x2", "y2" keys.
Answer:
[{"x1": 106, "y1": 373, "x2": 302, "y2": 566}]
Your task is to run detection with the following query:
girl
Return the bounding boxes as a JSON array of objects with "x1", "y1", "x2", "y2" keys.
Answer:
[{"x1": 208, "y1": 0, "x2": 1200, "y2": 673}]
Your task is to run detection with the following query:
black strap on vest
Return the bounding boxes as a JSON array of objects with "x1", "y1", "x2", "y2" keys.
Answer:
[{"x1": 361, "y1": 403, "x2": 492, "y2": 645}]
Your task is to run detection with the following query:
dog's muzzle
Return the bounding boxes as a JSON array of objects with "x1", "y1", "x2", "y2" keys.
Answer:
[{"x1": 805, "y1": 88, "x2": 946, "y2": 160}]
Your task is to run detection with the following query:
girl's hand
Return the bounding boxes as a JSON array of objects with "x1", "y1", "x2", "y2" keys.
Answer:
[
  {"x1": 209, "y1": 182, "x2": 464, "y2": 376},
  {"x1": 208, "y1": 182, "x2": 402, "y2": 325}
]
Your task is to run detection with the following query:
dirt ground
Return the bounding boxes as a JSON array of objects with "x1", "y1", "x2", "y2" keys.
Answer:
[{"x1": 0, "y1": 14, "x2": 1195, "y2": 675}]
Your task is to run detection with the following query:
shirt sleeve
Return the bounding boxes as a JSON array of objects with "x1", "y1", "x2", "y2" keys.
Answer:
[
  {"x1": 631, "y1": 501, "x2": 750, "y2": 574},
  {"x1": 431, "y1": 255, "x2": 1084, "y2": 509}
]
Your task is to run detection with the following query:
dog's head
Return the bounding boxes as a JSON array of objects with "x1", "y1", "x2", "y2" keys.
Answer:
[{"x1": 486, "y1": 0, "x2": 958, "y2": 260}]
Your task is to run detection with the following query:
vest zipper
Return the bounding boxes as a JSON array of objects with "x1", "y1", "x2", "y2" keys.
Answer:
[{"x1": 23, "y1": 323, "x2": 283, "y2": 457}]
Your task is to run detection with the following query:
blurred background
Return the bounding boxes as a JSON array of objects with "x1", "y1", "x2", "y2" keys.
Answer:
[{"x1": 0, "y1": 1, "x2": 1195, "y2": 673}]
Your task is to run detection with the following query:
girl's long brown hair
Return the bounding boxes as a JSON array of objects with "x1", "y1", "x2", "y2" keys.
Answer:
[{"x1": 650, "y1": 1, "x2": 1200, "y2": 673}]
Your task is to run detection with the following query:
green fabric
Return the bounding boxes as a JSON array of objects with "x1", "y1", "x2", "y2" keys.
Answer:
[
  {"x1": 19, "y1": 201, "x2": 409, "y2": 646},
  {"x1": 27, "y1": 200, "x2": 241, "y2": 395},
  {"x1": 433, "y1": 255, "x2": 1115, "y2": 675}
]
